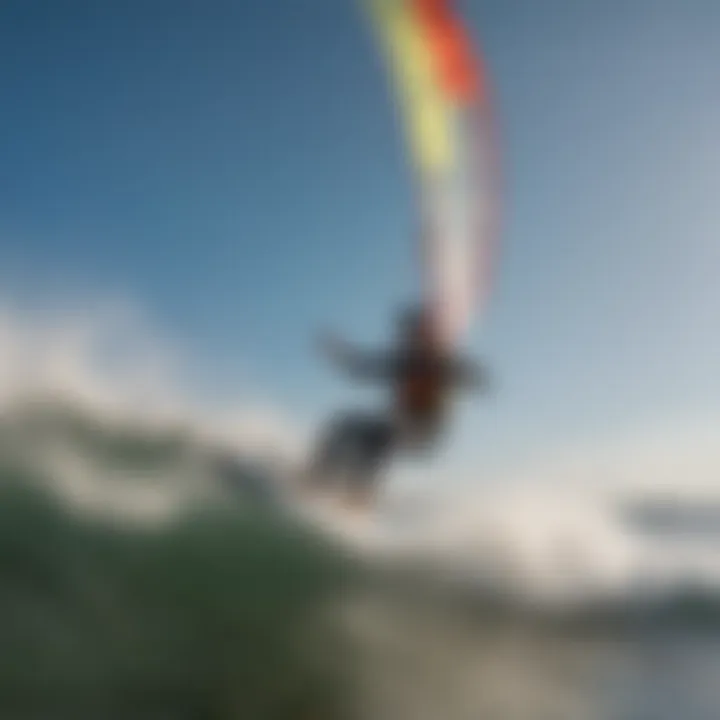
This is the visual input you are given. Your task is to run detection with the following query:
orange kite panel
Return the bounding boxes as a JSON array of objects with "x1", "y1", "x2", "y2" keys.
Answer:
[{"x1": 411, "y1": 0, "x2": 484, "y2": 104}]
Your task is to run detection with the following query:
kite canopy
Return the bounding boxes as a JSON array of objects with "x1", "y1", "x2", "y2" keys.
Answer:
[{"x1": 366, "y1": 0, "x2": 499, "y2": 349}]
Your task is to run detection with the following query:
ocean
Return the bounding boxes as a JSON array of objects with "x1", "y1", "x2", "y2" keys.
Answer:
[{"x1": 0, "y1": 394, "x2": 719, "y2": 719}]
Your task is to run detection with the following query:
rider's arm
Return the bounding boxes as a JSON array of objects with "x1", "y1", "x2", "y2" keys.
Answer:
[
  {"x1": 318, "y1": 332, "x2": 395, "y2": 382},
  {"x1": 451, "y1": 356, "x2": 491, "y2": 392}
]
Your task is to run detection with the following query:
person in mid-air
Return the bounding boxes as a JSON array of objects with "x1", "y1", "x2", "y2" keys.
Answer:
[{"x1": 304, "y1": 304, "x2": 489, "y2": 510}]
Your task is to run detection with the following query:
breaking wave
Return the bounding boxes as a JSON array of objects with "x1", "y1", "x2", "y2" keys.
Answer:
[{"x1": 2, "y1": 299, "x2": 720, "y2": 718}]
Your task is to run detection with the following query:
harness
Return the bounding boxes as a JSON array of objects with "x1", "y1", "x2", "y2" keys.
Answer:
[{"x1": 396, "y1": 358, "x2": 448, "y2": 419}]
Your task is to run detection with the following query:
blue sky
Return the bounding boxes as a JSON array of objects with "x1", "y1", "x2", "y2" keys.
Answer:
[{"x1": 1, "y1": 1, "x2": 718, "y2": 480}]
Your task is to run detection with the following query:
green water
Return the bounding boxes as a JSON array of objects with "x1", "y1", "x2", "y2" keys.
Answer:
[{"x1": 0, "y1": 481, "x2": 357, "y2": 719}]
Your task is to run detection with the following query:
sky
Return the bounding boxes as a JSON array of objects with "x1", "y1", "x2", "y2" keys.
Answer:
[{"x1": 1, "y1": 0, "x2": 718, "y2": 486}]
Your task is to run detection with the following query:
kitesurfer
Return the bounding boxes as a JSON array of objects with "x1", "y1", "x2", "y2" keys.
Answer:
[{"x1": 304, "y1": 304, "x2": 489, "y2": 510}]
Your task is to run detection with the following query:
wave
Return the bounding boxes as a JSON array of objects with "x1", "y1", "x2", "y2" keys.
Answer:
[
  {"x1": 1, "y1": 392, "x2": 720, "y2": 622},
  {"x1": 2, "y1": 412, "x2": 720, "y2": 720},
  {"x1": 0, "y1": 480, "x2": 356, "y2": 718},
  {"x1": 1, "y1": 300, "x2": 720, "y2": 717}
]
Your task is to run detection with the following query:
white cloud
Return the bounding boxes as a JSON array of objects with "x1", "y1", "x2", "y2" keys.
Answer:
[
  {"x1": 0, "y1": 296, "x2": 301, "y2": 458},
  {"x1": 326, "y1": 420, "x2": 720, "y2": 605},
  {"x1": 487, "y1": 420, "x2": 720, "y2": 502}
]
